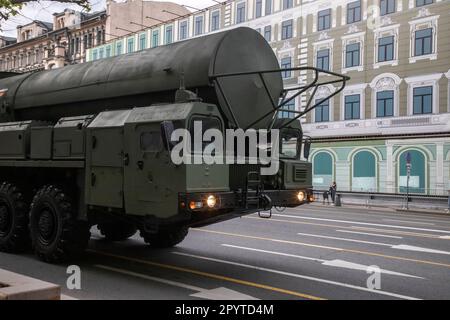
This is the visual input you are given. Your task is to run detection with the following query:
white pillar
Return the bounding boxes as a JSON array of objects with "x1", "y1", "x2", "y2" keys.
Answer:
[
  {"x1": 436, "y1": 143, "x2": 445, "y2": 194},
  {"x1": 386, "y1": 143, "x2": 394, "y2": 193}
]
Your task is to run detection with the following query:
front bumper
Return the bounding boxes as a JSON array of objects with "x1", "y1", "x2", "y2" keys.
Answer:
[{"x1": 179, "y1": 189, "x2": 313, "y2": 227}]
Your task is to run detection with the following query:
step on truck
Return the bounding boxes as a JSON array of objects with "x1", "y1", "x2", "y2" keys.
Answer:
[{"x1": 0, "y1": 27, "x2": 348, "y2": 263}]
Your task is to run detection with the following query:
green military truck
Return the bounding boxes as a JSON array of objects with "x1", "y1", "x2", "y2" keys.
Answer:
[{"x1": 0, "y1": 28, "x2": 347, "y2": 263}]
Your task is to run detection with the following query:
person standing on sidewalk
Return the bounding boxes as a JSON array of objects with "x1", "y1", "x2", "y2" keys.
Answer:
[{"x1": 329, "y1": 182, "x2": 337, "y2": 204}]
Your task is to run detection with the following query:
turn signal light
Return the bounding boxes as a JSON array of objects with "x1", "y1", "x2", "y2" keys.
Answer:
[{"x1": 189, "y1": 201, "x2": 203, "y2": 210}]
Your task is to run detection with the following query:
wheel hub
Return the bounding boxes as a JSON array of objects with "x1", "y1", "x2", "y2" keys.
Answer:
[
  {"x1": 0, "y1": 204, "x2": 11, "y2": 236},
  {"x1": 38, "y1": 209, "x2": 55, "y2": 242}
]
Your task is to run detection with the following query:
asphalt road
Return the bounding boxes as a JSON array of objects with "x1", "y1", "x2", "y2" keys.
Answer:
[{"x1": 1, "y1": 204, "x2": 450, "y2": 300}]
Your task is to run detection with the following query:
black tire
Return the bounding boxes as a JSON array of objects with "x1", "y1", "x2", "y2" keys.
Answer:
[
  {"x1": 97, "y1": 222, "x2": 137, "y2": 241},
  {"x1": 29, "y1": 185, "x2": 90, "y2": 263},
  {"x1": 0, "y1": 182, "x2": 30, "y2": 253},
  {"x1": 140, "y1": 226, "x2": 188, "y2": 248}
]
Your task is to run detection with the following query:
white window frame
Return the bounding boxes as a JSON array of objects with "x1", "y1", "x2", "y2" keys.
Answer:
[
  {"x1": 340, "y1": 83, "x2": 367, "y2": 121},
  {"x1": 209, "y1": 10, "x2": 220, "y2": 32},
  {"x1": 313, "y1": 38, "x2": 334, "y2": 72},
  {"x1": 408, "y1": 13, "x2": 439, "y2": 63},
  {"x1": 369, "y1": 73, "x2": 402, "y2": 118},
  {"x1": 373, "y1": 24, "x2": 399, "y2": 69},
  {"x1": 404, "y1": 73, "x2": 443, "y2": 115},
  {"x1": 341, "y1": 32, "x2": 365, "y2": 74}
]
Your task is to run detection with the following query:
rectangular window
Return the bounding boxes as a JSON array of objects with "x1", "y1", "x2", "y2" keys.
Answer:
[
  {"x1": 416, "y1": 0, "x2": 433, "y2": 7},
  {"x1": 127, "y1": 38, "x2": 134, "y2": 53},
  {"x1": 92, "y1": 50, "x2": 98, "y2": 61},
  {"x1": 105, "y1": 46, "x2": 111, "y2": 58},
  {"x1": 414, "y1": 28, "x2": 433, "y2": 56},
  {"x1": 380, "y1": 0, "x2": 396, "y2": 16},
  {"x1": 139, "y1": 33, "x2": 146, "y2": 50},
  {"x1": 236, "y1": 2, "x2": 246, "y2": 24},
  {"x1": 281, "y1": 20, "x2": 293, "y2": 40},
  {"x1": 211, "y1": 11, "x2": 220, "y2": 31},
  {"x1": 347, "y1": 1, "x2": 361, "y2": 24},
  {"x1": 376, "y1": 90, "x2": 394, "y2": 117},
  {"x1": 344, "y1": 94, "x2": 360, "y2": 120},
  {"x1": 316, "y1": 49, "x2": 330, "y2": 71},
  {"x1": 264, "y1": 25, "x2": 272, "y2": 42},
  {"x1": 279, "y1": 101, "x2": 296, "y2": 118},
  {"x1": 315, "y1": 100, "x2": 330, "y2": 122},
  {"x1": 413, "y1": 86, "x2": 433, "y2": 114},
  {"x1": 165, "y1": 25, "x2": 173, "y2": 44},
  {"x1": 318, "y1": 9, "x2": 331, "y2": 31},
  {"x1": 378, "y1": 36, "x2": 394, "y2": 62},
  {"x1": 152, "y1": 30, "x2": 159, "y2": 48},
  {"x1": 345, "y1": 43, "x2": 360, "y2": 68},
  {"x1": 99, "y1": 48, "x2": 104, "y2": 59},
  {"x1": 116, "y1": 42, "x2": 122, "y2": 55},
  {"x1": 179, "y1": 21, "x2": 188, "y2": 40},
  {"x1": 280, "y1": 57, "x2": 292, "y2": 79},
  {"x1": 255, "y1": 0, "x2": 263, "y2": 18},
  {"x1": 195, "y1": 16, "x2": 204, "y2": 36},
  {"x1": 265, "y1": 0, "x2": 272, "y2": 15},
  {"x1": 283, "y1": 0, "x2": 293, "y2": 10}
]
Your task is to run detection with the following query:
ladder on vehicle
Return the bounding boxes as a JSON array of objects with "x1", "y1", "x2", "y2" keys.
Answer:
[{"x1": 244, "y1": 171, "x2": 272, "y2": 218}]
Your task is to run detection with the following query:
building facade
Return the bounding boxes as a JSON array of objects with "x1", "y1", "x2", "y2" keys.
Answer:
[
  {"x1": 0, "y1": 1, "x2": 187, "y2": 72},
  {"x1": 83, "y1": 1, "x2": 450, "y2": 196}
]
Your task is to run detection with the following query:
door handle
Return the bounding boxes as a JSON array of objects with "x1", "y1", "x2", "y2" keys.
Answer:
[{"x1": 137, "y1": 161, "x2": 144, "y2": 170}]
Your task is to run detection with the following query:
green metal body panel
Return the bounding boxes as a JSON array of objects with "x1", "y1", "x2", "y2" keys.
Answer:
[{"x1": 30, "y1": 126, "x2": 53, "y2": 160}]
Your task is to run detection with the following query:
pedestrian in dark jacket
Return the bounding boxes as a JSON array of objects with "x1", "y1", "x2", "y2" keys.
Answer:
[
  {"x1": 322, "y1": 191, "x2": 329, "y2": 205},
  {"x1": 329, "y1": 182, "x2": 337, "y2": 204}
]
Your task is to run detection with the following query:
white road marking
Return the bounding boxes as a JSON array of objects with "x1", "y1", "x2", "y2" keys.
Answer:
[
  {"x1": 222, "y1": 244, "x2": 422, "y2": 279},
  {"x1": 336, "y1": 230, "x2": 403, "y2": 239},
  {"x1": 297, "y1": 232, "x2": 450, "y2": 256},
  {"x1": 297, "y1": 232, "x2": 392, "y2": 246},
  {"x1": 383, "y1": 219, "x2": 435, "y2": 226},
  {"x1": 391, "y1": 245, "x2": 450, "y2": 256},
  {"x1": 273, "y1": 213, "x2": 450, "y2": 234},
  {"x1": 439, "y1": 236, "x2": 450, "y2": 240},
  {"x1": 95, "y1": 264, "x2": 259, "y2": 300},
  {"x1": 172, "y1": 252, "x2": 420, "y2": 300}
]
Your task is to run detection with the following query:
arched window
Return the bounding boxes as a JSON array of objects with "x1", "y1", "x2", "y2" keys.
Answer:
[
  {"x1": 352, "y1": 151, "x2": 376, "y2": 191},
  {"x1": 313, "y1": 152, "x2": 333, "y2": 189},
  {"x1": 399, "y1": 150, "x2": 426, "y2": 194}
]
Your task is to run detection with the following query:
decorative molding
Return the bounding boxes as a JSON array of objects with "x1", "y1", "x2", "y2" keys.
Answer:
[{"x1": 318, "y1": 32, "x2": 330, "y2": 41}]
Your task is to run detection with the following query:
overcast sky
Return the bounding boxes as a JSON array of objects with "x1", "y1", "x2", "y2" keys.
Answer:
[{"x1": 0, "y1": 0, "x2": 217, "y2": 37}]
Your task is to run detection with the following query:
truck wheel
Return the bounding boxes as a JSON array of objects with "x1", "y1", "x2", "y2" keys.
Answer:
[
  {"x1": 29, "y1": 185, "x2": 90, "y2": 263},
  {"x1": 141, "y1": 226, "x2": 188, "y2": 248},
  {"x1": 97, "y1": 222, "x2": 137, "y2": 241},
  {"x1": 0, "y1": 182, "x2": 30, "y2": 253}
]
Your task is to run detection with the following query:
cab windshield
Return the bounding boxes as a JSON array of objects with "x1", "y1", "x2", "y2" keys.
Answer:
[{"x1": 280, "y1": 128, "x2": 301, "y2": 159}]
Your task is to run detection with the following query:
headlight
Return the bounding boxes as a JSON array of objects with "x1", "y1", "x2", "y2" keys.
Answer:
[
  {"x1": 206, "y1": 195, "x2": 217, "y2": 208},
  {"x1": 297, "y1": 191, "x2": 306, "y2": 202}
]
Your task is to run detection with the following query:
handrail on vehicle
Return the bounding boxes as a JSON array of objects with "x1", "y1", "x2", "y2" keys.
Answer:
[{"x1": 210, "y1": 66, "x2": 350, "y2": 130}]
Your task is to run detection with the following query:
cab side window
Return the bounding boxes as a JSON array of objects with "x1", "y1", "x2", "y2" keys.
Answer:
[{"x1": 140, "y1": 131, "x2": 162, "y2": 152}]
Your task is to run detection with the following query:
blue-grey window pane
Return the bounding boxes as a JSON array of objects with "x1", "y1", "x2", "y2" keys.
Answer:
[
  {"x1": 380, "y1": 0, "x2": 396, "y2": 15},
  {"x1": 378, "y1": 36, "x2": 394, "y2": 62},
  {"x1": 416, "y1": 0, "x2": 433, "y2": 7},
  {"x1": 281, "y1": 57, "x2": 292, "y2": 78},
  {"x1": 281, "y1": 20, "x2": 293, "y2": 39},
  {"x1": 139, "y1": 34, "x2": 146, "y2": 50},
  {"x1": 315, "y1": 100, "x2": 329, "y2": 122},
  {"x1": 256, "y1": 0, "x2": 262, "y2": 18},
  {"x1": 283, "y1": 0, "x2": 293, "y2": 10},
  {"x1": 318, "y1": 9, "x2": 331, "y2": 31},
  {"x1": 278, "y1": 101, "x2": 295, "y2": 118},
  {"x1": 264, "y1": 25, "x2": 271, "y2": 42},
  {"x1": 317, "y1": 49, "x2": 330, "y2": 70},
  {"x1": 415, "y1": 28, "x2": 432, "y2": 56},
  {"x1": 179, "y1": 21, "x2": 188, "y2": 40},
  {"x1": 116, "y1": 43, "x2": 122, "y2": 55},
  {"x1": 413, "y1": 86, "x2": 433, "y2": 114},
  {"x1": 376, "y1": 90, "x2": 394, "y2": 117},
  {"x1": 347, "y1": 1, "x2": 361, "y2": 24},
  {"x1": 165, "y1": 26, "x2": 173, "y2": 44},
  {"x1": 127, "y1": 38, "x2": 134, "y2": 53},
  {"x1": 152, "y1": 31, "x2": 159, "y2": 47},
  {"x1": 236, "y1": 2, "x2": 246, "y2": 24},
  {"x1": 265, "y1": 0, "x2": 272, "y2": 14},
  {"x1": 195, "y1": 16, "x2": 204, "y2": 35},
  {"x1": 346, "y1": 43, "x2": 360, "y2": 67},
  {"x1": 345, "y1": 95, "x2": 360, "y2": 120}
]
